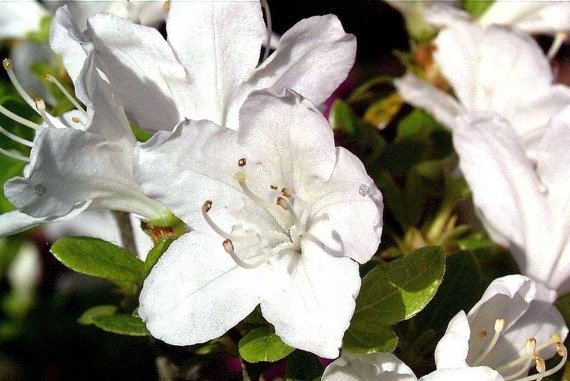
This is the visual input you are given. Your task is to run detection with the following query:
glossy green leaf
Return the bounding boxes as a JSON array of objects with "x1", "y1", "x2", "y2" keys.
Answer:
[
  {"x1": 342, "y1": 323, "x2": 398, "y2": 354},
  {"x1": 238, "y1": 327, "x2": 294, "y2": 363},
  {"x1": 354, "y1": 246, "x2": 445, "y2": 325},
  {"x1": 79, "y1": 305, "x2": 149, "y2": 336},
  {"x1": 464, "y1": 0, "x2": 494, "y2": 18},
  {"x1": 286, "y1": 351, "x2": 324, "y2": 381},
  {"x1": 50, "y1": 237, "x2": 144, "y2": 291}
]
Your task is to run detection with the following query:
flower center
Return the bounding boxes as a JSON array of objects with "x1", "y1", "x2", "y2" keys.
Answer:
[
  {"x1": 0, "y1": 58, "x2": 87, "y2": 163},
  {"x1": 471, "y1": 318, "x2": 567, "y2": 381},
  {"x1": 201, "y1": 158, "x2": 306, "y2": 269}
]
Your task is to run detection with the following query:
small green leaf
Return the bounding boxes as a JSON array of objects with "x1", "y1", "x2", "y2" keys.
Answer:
[
  {"x1": 286, "y1": 351, "x2": 324, "y2": 381},
  {"x1": 342, "y1": 323, "x2": 398, "y2": 354},
  {"x1": 78, "y1": 305, "x2": 118, "y2": 325},
  {"x1": 79, "y1": 305, "x2": 149, "y2": 336},
  {"x1": 142, "y1": 238, "x2": 174, "y2": 279},
  {"x1": 50, "y1": 237, "x2": 144, "y2": 290},
  {"x1": 355, "y1": 246, "x2": 445, "y2": 325},
  {"x1": 397, "y1": 109, "x2": 442, "y2": 139},
  {"x1": 378, "y1": 139, "x2": 428, "y2": 174},
  {"x1": 464, "y1": 0, "x2": 494, "y2": 19},
  {"x1": 239, "y1": 327, "x2": 294, "y2": 363}
]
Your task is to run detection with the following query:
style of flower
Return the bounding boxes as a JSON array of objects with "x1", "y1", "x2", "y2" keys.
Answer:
[
  {"x1": 323, "y1": 276, "x2": 568, "y2": 381},
  {"x1": 81, "y1": 1, "x2": 356, "y2": 132},
  {"x1": 394, "y1": 22, "x2": 570, "y2": 156},
  {"x1": 135, "y1": 90, "x2": 383, "y2": 358},
  {"x1": 452, "y1": 108, "x2": 570, "y2": 295},
  {"x1": 0, "y1": 26, "x2": 174, "y2": 237}
]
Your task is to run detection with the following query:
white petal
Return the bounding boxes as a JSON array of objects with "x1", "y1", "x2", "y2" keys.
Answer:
[
  {"x1": 166, "y1": 1, "x2": 265, "y2": 125},
  {"x1": 306, "y1": 147, "x2": 383, "y2": 264},
  {"x1": 0, "y1": 210, "x2": 45, "y2": 237},
  {"x1": 322, "y1": 353, "x2": 417, "y2": 381},
  {"x1": 480, "y1": 2, "x2": 570, "y2": 34},
  {"x1": 243, "y1": 14, "x2": 356, "y2": 115},
  {"x1": 466, "y1": 275, "x2": 567, "y2": 372},
  {"x1": 237, "y1": 90, "x2": 337, "y2": 195},
  {"x1": 420, "y1": 367, "x2": 503, "y2": 381},
  {"x1": 50, "y1": 5, "x2": 90, "y2": 85},
  {"x1": 260, "y1": 247, "x2": 360, "y2": 358},
  {"x1": 422, "y1": 3, "x2": 471, "y2": 27},
  {"x1": 4, "y1": 127, "x2": 166, "y2": 220},
  {"x1": 393, "y1": 73, "x2": 461, "y2": 129},
  {"x1": 452, "y1": 114, "x2": 545, "y2": 268},
  {"x1": 134, "y1": 119, "x2": 247, "y2": 230},
  {"x1": 87, "y1": 14, "x2": 187, "y2": 132},
  {"x1": 139, "y1": 232, "x2": 264, "y2": 345},
  {"x1": 434, "y1": 311, "x2": 471, "y2": 369},
  {"x1": 0, "y1": 1, "x2": 47, "y2": 39}
]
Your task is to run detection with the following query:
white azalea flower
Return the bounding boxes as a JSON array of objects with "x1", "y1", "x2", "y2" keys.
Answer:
[
  {"x1": 394, "y1": 22, "x2": 570, "y2": 155},
  {"x1": 135, "y1": 90, "x2": 383, "y2": 358},
  {"x1": 83, "y1": 0, "x2": 356, "y2": 132},
  {"x1": 0, "y1": 31, "x2": 174, "y2": 237},
  {"x1": 389, "y1": 1, "x2": 570, "y2": 36},
  {"x1": 0, "y1": 1, "x2": 48, "y2": 40},
  {"x1": 452, "y1": 109, "x2": 570, "y2": 295},
  {"x1": 435, "y1": 275, "x2": 568, "y2": 381}
]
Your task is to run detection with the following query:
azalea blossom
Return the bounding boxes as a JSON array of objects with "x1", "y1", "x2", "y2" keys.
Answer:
[
  {"x1": 452, "y1": 109, "x2": 570, "y2": 295},
  {"x1": 82, "y1": 0, "x2": 356, "y2": 132},
  {"x1": 323, "y1": 275, "x2": 567, "y2": 381},
  {"x1": 135, "y1": 90, "x2": 383, "y2": 358},
  {"x1": 0, "y1": 20, "x2": 174, "y2": 237},
  {"x1": 394, "y1": 21, "x2": 570, "y2": 156}
]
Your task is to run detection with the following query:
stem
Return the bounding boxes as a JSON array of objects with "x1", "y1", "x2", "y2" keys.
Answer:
[{"x1": 113, "y1": 211, "x2": 138, "y2": 256}]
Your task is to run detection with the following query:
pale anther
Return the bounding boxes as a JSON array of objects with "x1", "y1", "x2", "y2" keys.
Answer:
[
  {"x1": 238, "y1": 158, "x2": 247, "y2": 167},
  {"x1": 556, "y1": 342, "x2": 566, "y2": 357},
  {"x1": 526, "y1": 338, "x2": 537, "y2": 354},
  {"x1": 495, "y1": 318, "x2": 505, "y2": 332},
  {"x1": 203, "y1": 200, "x2": 212, "y2": 213},
  {"x1": 2, "y1": 58, "x2": 12, "y2": 70},
  {"x1": 277, "y1": 196, "x2": 288, "y2": 210},
  {"x1": 473, "y1": 318, "x2": 506, "y2": 366},
  {"x1": 163, "y1": 0, "x2": 171, "y2": 12},
  {"x1": 534, "y1": 355, "x2": 545, "y2": 373},
  {"x1": 281, "y1": 188, "x2": 291, "y2": 197},
  {"x1": 270, "y1": 184, "x2": 278, "y2": 190},
  {"x1": 223, "y1": 239, "x2": 234, "y2": 253},
  {"x1": 72, "y1": 116, "x2": 81, "y2": 123}
]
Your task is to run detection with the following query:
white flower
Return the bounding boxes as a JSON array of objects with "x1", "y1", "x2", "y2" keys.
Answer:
[
  {"x1": 391, "y1": 1, "x2": 570, "y2": 36},
  {"x1": 394, "y1": 22, "x2": 570, "y2": 156},
  {"x1": 452, "y1": 108, "x2": 570, "y2": 295},
  {"x1": 0, "y1": 11, "x2": 174, "y2": 237},
  {"x1": 322, "y1": 352, "x2": 503, "y2": 381},
  {"x1": 434, "y1": 275, "x2": 568, "y2": 380},
  {"x1": 0, "y1": 1, "x2": 48, "y2": 40},
  {"x1": 82, "y1": 1, "x2": 356, "y2": 132},
  {"x1": 135, "y1": 90, "x2": 383, "y2": 358},
  {"x1": 7, "y1": 242, "x2": 41, "y2": 298}
]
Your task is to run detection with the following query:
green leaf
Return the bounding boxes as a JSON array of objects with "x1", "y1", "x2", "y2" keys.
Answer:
[
  {"x1": 397, "y1": 109, "x2": 442, "y2": 139},
  {"x1": 142, "y1": 238, "x2": 174, "y2": 279},
  {"x1": 342, "y1": 323, "x2": 398, "y2": 354},
  {"x1": 329, "y1": 99, "x2": 358, "y2": 135},
  {"x1": 286, "y1": 351, "x2": 324, "y2": 381},
  {"x1": 343, "y1": 247, "x2": 445, "y2": 354},
  {"x1": 238, "y1": 327, "x2": 294, "y2": 363},
  {"x1": 79, "y1": 305, "x2": 149, "y2": 336},
  {"x1": 355, "y1": 246, "x2": 445, "y2": 325},
  {"x1": 378, "y1": 139, "x2": 428, "y2": 174},
  {"x1": 555, "y1": 294, "x2": 570, "y2": 327},
  {"x1": 464, "y1": 0, "x2": 494, "y2": 18},
  {"x1": 50, "y1": 237, "x2": 144, "y2": 291}
]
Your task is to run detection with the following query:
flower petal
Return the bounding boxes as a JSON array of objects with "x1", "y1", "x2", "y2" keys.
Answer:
[
  {"x1": 393, "y1": 73, "x2": 461, "y2": 129},
  {"x1": 434, "y1": 311, "x2": 471, "y2": 369},
  {"x1": 420, "y1": 367, "x2": 503, "y2": 381},
  {"x1": 166, "y1": 1, "x2": 265, "y2": 125},
  {"x1": 4, "y1": 127, "x2": 165, "y2": 220},
  {"x1": 479, "y1": 2, "x2": 570, "y2": 34},
  {"x1": 0, "y1": 210, "x2": 45, "y2": 237},
  {"x1": 322, "y1": 353, "x2": 417, "y2": 381},
  {"x1": 86, "y1": 13, "x2": 187, "y2": 132},
  {"x1": 452, "y1": 114, "x2": 545, "y2": 268},
  {"x1": 0, "y1": 1, "x2": 47, "y2": 39},
  {"x1": 260, "y1": 247, "x2": 360, "y2": 358},
  {"x1": 306, "y1": 147, "x2": 383, "y2": 264},
  {"x1": 139, "y1": 232, "x2": 264, "y2": 345}
]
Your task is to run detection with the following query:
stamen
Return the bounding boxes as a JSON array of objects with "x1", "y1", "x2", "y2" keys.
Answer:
[
  {"x1": 35, "y1": 98, "x2": 58, "y2": 129},
  {"x1": 548, "y1": 32, "x2": 567, "y2": 59},
  {"x1": 72, "y1": 116, "x2": 81, "y2": 123},
  {"x1": 222, "y1": 238, "x2": 271, "y2": 269},
  {"x1": 163, "y1": 0, "x2": 171, "y2": 12},
  {"x1": 277, "y1": 196, "x2": 299, "y2": 223},
  {"x1": 0, "y1": 104, "x2": 41, "y2": 130},
  {"x1": 44, "y1": 74, "x2": 87, "y2": 115},
  {"x1": 260, "y1": 0, "x2": 273, "y2": 62},
  {"x1": 238, "y1": 157, "x2": 247, "y2": 167},
  {"x1": 281, "y1": 188, "x2": 291, "y2": 197},
  {"x1": 201, "y1": 200, "x2": 236, "y2": 240},
  {"x1": 270, "y1": 184, "x2": 278, "y2": 190},
  {"x1": 0, "y1": 124, "x2": 33, "y2": 147},
  {"x1": 473, "y1": 318, "x2": 505, "y2": 366},
  {"x1": 0, "y1": 147, "x2": 30, "y2": 162},
  {"x1": 533, "y1": 354, "x2": 545, "y2": 373},
  {"x1": 3, "y1": 58, "x2": 36, "y2": 110},
  {"x1": 503, "y1": 339, "x2": 567, "y2": 381}
]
